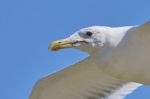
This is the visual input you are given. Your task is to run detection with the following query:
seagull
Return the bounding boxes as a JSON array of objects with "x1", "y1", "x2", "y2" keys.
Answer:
[{"x1": 30, "y1": 21, "x2": 150, "y2": 99}]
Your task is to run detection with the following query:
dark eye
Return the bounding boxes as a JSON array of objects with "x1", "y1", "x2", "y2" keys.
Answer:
[{"x1": 86, "y1": 31, "x2": 93, "y2": 37}]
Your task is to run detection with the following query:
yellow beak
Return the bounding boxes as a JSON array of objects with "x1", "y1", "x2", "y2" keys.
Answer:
[{"x1": 49, "y1": 39, "x2": 73, "y2": 51}]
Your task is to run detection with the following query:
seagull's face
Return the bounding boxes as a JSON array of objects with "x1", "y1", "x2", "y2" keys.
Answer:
[{"x1": 50, "y1": 26, "x2": 109, "y2": 53}]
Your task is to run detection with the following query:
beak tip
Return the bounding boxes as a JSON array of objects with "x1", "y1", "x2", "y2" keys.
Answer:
[
  {"x1": 49, "y1": 39, "x2": 72, "y2": 51},
  {"x1": 49, "y1": 43, "x2": 59, "y2": 51}
]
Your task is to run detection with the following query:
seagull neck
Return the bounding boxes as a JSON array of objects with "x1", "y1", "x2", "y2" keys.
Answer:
[{"x1": 106, "y1": 26, "x2": 133, "y2": 47}]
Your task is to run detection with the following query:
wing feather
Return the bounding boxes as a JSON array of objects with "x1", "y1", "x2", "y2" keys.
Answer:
[
  {"x1": 29, "y1": 57, "x2": 141, "y2": 99},
  {"x1": 129, "y1": 21, "x2": 150, "y2": 40}
]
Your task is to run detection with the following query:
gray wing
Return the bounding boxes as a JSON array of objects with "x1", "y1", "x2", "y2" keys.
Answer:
[
  {"x1": 29, "y1": 57, "x2": 141, "y2": 99},
  {"x1": 129, "y1": 21, "x2": 150, "y2": 39},
  {"x1": 121, "y1": 21, "x2": 150, "y2": 84},
  {"x1": 135, "y1": 21, "x2": 150, "y2": 33}
]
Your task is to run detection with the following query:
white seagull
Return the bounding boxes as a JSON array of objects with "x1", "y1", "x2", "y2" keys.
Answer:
[{"x1": 30, "y1": 21, "x2": 150, "y2": 99}]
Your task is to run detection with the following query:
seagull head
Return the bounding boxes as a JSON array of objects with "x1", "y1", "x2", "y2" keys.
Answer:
[{"x1": 49, "y1": 26, "x2": 110, "y2": 53}]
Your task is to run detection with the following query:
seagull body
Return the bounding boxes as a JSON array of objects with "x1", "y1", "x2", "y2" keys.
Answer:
[{"x1": 30, "y1": 21, "x2": 150, "y2": 99}]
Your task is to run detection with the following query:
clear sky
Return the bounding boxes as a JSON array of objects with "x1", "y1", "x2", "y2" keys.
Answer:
[{"x1": 1, "y1": 0, "x2": 150, "y2": 99}]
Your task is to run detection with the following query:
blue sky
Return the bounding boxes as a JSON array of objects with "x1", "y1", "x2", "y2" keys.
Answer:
[{"x1": 1, "y1": 0, "x2": 150, "y2": 99}]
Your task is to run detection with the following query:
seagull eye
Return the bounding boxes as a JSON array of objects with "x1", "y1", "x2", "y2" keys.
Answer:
[{"x1": 86, "y1": 31, "x2": 93, "y2": 37}]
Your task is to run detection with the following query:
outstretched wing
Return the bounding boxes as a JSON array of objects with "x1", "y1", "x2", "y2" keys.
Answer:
[
  {"x1": 134, "y1": 21, "x2": 150, "y2": 33},
  {"x1": 114, "y1": 21, "x2": 150, "y2": 84},
  {"x1": 129, "y1": 21, "x2": 150, "y2": 41},
  {"x1": 29, "y1": 57, "x2": 141, "y2": 99}
]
